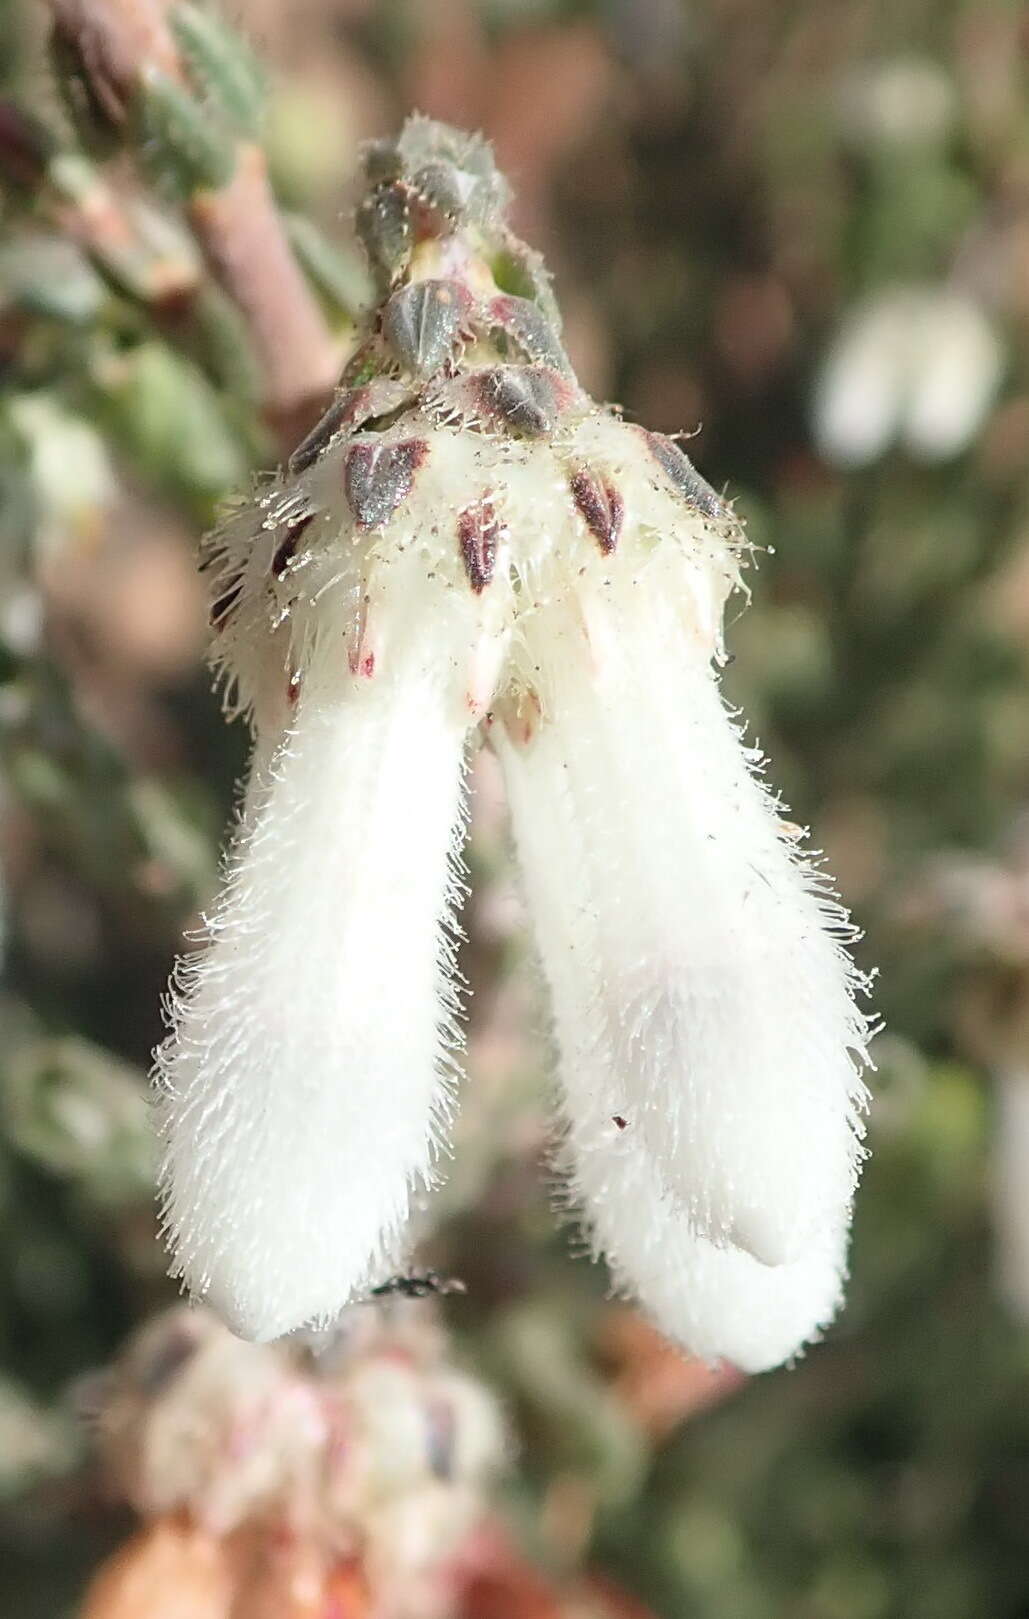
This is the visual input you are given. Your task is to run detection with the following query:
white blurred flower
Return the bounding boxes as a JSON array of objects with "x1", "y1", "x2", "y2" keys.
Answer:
[
  {"x1": 91, "y1": 1303, "x2": 506, "y2": 1615},
  {"x1": 814, "y1": 286, "x2": 1003, "y2": 467},
  {"x1": 155, "y1": 118, "x2": 872, "y2": 1372},
  {"x1": 9, "y1": 393, "x2": 118, "y2": 556},
  {"x1": 932, "y1": 831, "x2": 1029, "y2": 1323},
  {"x1": 97, "y1": 1308, "x2": 327, "y2": 1534},
  {"x1": 839, "y1": 57, "x2": 955, "y2": 150},
  {"x1": 995, "y1": 1070, "x2": 1029, "y2": 1321}
]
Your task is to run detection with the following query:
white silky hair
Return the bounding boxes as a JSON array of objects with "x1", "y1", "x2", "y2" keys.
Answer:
[
  {"x1": 495, "y1": 546, "x2": 870, "y2": 1366},
  {"x1": 154, "y1": 574, "x2": 470, "y2": 1342}
]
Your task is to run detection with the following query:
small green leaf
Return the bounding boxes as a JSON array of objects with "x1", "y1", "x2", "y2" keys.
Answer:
[
  {"x1": 171, "y1": 3, "x2": 266, "y2": 140},
  {"x1": 137, "y1": 70, "x2": 235, "y2": 197}
]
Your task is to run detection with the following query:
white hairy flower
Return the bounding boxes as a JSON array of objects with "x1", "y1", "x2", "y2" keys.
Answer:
[
  {"x1": 839, "y1": 57, "x2": 955, "y2": 151},
  {"x1": 154, "y1": 117, "x2": 872, "y2": 1371},
  {"x1": 814, "y1": 285, "x2": 1002, "y2": 467}
]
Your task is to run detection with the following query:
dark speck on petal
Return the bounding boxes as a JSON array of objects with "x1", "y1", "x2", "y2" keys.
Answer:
[
  {"x1": 458, "y1": 498, "x2": 503, "y2": 592},
  {"x1": 570, "y1": 466, "x2": 624, "y2": 554},
  {"x1": 344, "y1": 438, "x2": 428, "y2": 528},
  {"x1": 473, "y1": 365, "x2": 571, "y2": 437}
]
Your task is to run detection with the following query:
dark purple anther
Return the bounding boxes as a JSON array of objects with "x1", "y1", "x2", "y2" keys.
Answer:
[
  {"x1": 209, "y1": 578, "x2": 242, "y2": 629},
  {"x1": 288, "y1": 380, "x2": 413, "y2": 474},
  {"x1": 488, "y1": 294, "x2": 570, "y2": 373},
  {"x1": 382, "y1": 279, "x2": 470, "y2": 378},
  {"x1": 641, "y1": 430, "x2": 726, "y2": 520},
  {"x1": 458, "y1": 498, "x2": 502, "y2": 592},
  {"x1": 473, "y1": 365, "x2": 571, "y2": 437},
  {"x1": 343, "y1": 438, "x2": 428, "y2": 528},
  {"x1": 570, "y1": 467, "x2": 625, "y2": 554},
  {"x1": 271, "y1": 511, "x2": 315, "y2": 578}
]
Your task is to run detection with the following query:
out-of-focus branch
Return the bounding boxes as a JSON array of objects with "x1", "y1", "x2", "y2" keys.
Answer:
[
  {"x1": 45, "y1": 0, "x2": 339, "y2": 447},
  {"x1": 0, "y1": 98, "x2": 260, "y2": 406},
  {"x1": 187, "y1": 144, "x2": 337, "y2": 441},
  {"x1": 50, "y1": 0, "x2": 181, "y2": 124}
]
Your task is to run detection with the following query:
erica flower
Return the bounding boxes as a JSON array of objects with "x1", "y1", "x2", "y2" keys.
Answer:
[
  {"x1": 83, "y1": 1303, "x2": 505, "y2": 1619},
  {"x1": 154, "y1": 117, "x2": 872, "y2": 1371},
  {"x1": 813, "y1": 285, "x2": 1002, "y2": 467}
]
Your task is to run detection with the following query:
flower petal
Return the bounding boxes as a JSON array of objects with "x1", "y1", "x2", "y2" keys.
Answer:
[
  {"x1": 496, "y1": 556, "x2": 869, "y2": 1281},
  {"x1": 154, "y1": 618, "x2": 469, "y2": 1342},
  {"x1": 567, "y1": 1092, "x2": 847, "y2": 1371},
  {"x1": 497, "y1": 677, "x2": 853, "y2": 1365}
]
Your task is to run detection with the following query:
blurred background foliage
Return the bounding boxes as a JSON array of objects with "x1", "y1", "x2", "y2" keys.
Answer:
[{"x1": 1, "y1": 0, "x2": 1029, "y2": 1615}]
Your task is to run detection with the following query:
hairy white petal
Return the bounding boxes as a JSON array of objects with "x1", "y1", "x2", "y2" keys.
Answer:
[
  {"x1": 497, "y1": 657, "x2": 852, "y2": 1371},
  {"x1": 902, "y1": 292, "x2": 1002, "y2": 460},
  {"x1": 814, "y1": 287, "x2": 1001, "y2": 469},
  {"x1": 813, "y1": 295, "x2": 910, "y2": 468},
  {"x1": 570, "y1": 1107, "x2": 847, "y2": 1373},
  {"x1": 497, "y1": 550, "x2": 868, "y2": 1277},
  {"x1": 155, "y1": 602, "x2": 469, "y2": 1342}
]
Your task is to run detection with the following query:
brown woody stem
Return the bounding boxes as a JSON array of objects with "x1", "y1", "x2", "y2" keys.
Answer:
[
  {"x1": 188, "y1": 145, "x2": 339, "y2": 447},
  {"x1": 45, "y1": 0, "x2": 338, "y2": 447}
]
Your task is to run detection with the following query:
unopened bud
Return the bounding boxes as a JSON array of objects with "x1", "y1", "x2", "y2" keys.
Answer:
[{"x1": 464, "y1": 365, "x2": 575, "y2": 437}]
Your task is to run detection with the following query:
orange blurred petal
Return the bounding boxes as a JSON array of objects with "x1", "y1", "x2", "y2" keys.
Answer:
[
  {"x1": 79, "y1": 1519, "x2": 235, "y2": 1619},
  {"x1": 323, "y1": 1559, "x2": 371, "y2": 1619},
  {"x1": 454, "y1": 1523, "x2": 563, "y2": 1619},
  {"x1": 599, "y1": 1308, "x2": 744, "y2": 1439},
  {"x1": 231, "y1": 1531, "x2": 326, "y2": 1619},
  {"x1": 231, "y1": 1532, "x2": 370, "y2": 1619}
]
